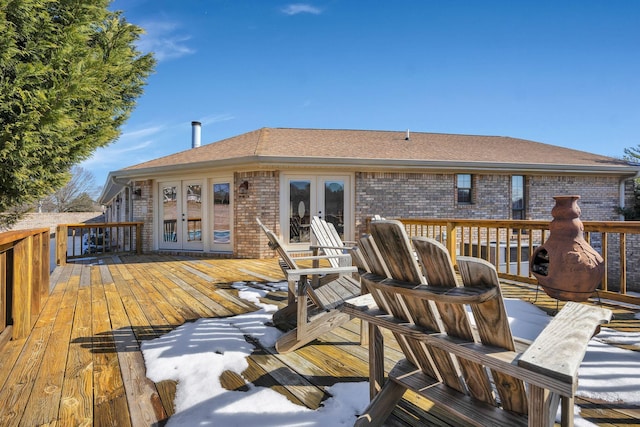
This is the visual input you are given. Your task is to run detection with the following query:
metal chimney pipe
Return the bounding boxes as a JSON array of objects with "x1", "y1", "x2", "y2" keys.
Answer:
[{"x1": 191, "y1": 121, "x2": 202, "y2": 148}]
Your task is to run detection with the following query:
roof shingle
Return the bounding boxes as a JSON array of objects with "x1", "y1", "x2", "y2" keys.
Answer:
[{"x1": 124, "y1": 127, "x2": 631, "y2": 171}]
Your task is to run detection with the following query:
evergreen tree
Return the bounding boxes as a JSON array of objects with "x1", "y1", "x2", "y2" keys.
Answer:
[
  {"x1": 624, "y1": 145, "x2": 640, "y2": 162},
  {"x1": 0, "y1": 0, "x2": 155, "y2": 226}
]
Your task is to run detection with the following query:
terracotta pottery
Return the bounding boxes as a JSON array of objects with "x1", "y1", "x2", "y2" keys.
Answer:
[{"x1": 530, "y1": 195, "x2": 604, "y2": 301}]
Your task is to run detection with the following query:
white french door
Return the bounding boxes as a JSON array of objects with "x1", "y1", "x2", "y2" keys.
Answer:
[
  {"x1": 159, "y1": 180, "x2": 204, "y2": 251},
  {"x1": 281, "y1": 174, "x2": 352, "y2": 249}
]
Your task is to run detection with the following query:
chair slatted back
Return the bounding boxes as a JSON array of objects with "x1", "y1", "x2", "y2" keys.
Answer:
[
  {"x1": 457, "y1": 256, "x2": 527, "y2": 413},
  {"x1": 357, "y1": 235, "x2": 388, "y2": 278},
  {"x1": 369, "y1": 220, "x2": 422, "y2": 283},
  {"x1": 367, "y1": 220, "x2": 462, "y2": 391},
  {"x1": 413, "y1": 237, "x2": 527, "y2": 410},
  {"x1": 310, "y1": 216, "x2": 344, "y2": 268},
  {"x1": 256, "y1": 217, "x2": 299, "y2": 270},
  {"x1": 368, "y1": 222, "x2": 529, "y2": 414}
]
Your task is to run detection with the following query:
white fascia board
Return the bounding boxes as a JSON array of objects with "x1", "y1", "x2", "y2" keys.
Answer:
[{"x1": 259, "y1": 156, "x2": 640, "y2": 176}]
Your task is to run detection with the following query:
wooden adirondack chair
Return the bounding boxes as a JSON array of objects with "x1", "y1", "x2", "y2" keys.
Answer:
[
  {"x1": 256, "y1": 218, "x2": 361, "y2": 353},
  {"x1": 344, "y1": 220, "x2": 612, "y2": 427},
  {"x1": 310, "y1": 216, "x2": 362, "y2": 268}
]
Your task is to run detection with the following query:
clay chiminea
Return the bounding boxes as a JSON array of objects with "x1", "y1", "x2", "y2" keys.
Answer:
[{"x1": 530, "y1": 195, "x2": 604, "y2": 301}]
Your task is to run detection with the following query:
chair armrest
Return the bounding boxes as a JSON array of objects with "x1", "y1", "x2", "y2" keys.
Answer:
[
  {"x1": 309, "y1": 244, "x2": 359, "y2": 251},
  {"x1": 286, "y1": 266, "x2": 357, "y2": 280},
  {"x1": 293, "y1": 254, "x2": 351, "y2": 261},
  {"x1": 344, "y1": 293, "x2": 378, "y2": 311},
  {"x1": 292, "y1": 254, "x2": 351, "y2": 261},
  {"x1": 518, "y1": 302, "x2": 612, "y2": 385},
  {"x1": 309, "y1": 245, "x2": 353, "y2": 251}
]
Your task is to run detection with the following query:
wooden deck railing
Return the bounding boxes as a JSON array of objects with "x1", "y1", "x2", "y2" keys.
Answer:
[
  {"x1": 0, "y1": 228, "x2": 50, "y2": 345},
  {"x1": 392, "y1": 218, "x2": 640, "y2": 305},
  {"x1": 56, "y1": 222, "x2": 143, "y2": 265}
]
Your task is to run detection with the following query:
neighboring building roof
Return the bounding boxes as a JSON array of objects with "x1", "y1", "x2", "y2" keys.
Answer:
[{"x1": 100, "y1": 127, "x2": 639, "y2": 202}]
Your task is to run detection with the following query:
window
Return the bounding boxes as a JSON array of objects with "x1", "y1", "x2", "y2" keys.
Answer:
[
  {"x1": 457, "y1": 174, "x2": 472, "y2": 204},
  {"x1": 512, "y1": 175, "x2": 525, "y2": 219}
]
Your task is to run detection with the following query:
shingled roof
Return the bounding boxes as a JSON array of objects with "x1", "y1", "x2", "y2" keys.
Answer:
[{"x1": 122, "y1": 127, "x2": 633, "y2": 173}]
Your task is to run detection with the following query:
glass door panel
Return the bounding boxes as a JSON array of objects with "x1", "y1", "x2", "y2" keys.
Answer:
[
  {"x1": 183, "y1": 182, "x2": 203, "y2": 250},
  {"x1": 321, "y1": 180, "x2": 345, "y2": 240},
  {"x1": 289, "y1": 180, "x2": 311, "y2": 243},
  {"x1": 212, "y1": 182, "x2": 232, "y2": 250},
  {"x1": 160, "y1": 183, "x2": 180, "y2": 248}
]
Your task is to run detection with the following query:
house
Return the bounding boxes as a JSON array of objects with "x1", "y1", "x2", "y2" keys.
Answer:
[{"x1": 99, "y1": 125, "x2": 640, "y2": 259}]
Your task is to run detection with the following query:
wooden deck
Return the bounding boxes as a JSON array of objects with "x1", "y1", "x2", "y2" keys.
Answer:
[{"x1": 0, "y1": 254, "x2": 638, "y2": 426}]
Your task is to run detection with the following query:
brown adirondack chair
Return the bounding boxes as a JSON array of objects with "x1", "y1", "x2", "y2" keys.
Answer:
[
  {"x1": 257, "y1": 217, "x2": 361, "y2": 353},
  {"x1": 344, "y1": 220, "x2": 612, "y2": 427}
]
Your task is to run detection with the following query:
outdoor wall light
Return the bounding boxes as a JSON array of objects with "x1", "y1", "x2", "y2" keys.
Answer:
[{"x1": 239, "y1": 180, "x2": 249, "y2": 196}]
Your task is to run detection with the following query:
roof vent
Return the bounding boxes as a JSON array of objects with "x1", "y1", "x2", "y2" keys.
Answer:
[
  {"x1": 191, "y1": 121, "x2": 202, "y2": 148},
  {"x1": 405, "y1": 129, "x2": 410, "y2": 141}
]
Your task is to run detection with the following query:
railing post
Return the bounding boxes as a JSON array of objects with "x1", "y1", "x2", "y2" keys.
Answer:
[
  {"x1": 620, "y1": 232, "x2": 627, "y2": 295},
  {"x1": 13, "y1": 236, "x2": 33, "y2": 339},
  {"x1": 56, "y1": 225, "x2": 67, "y2": 266},
  {"x1": 446, "y1": 222, "x2": 457, "y2": 266}
]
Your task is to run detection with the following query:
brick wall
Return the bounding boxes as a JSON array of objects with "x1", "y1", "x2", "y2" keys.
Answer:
[
  {"x1": 355, "y1": 172, "x2": 624, "y2": 231},
  {"x1": 355, "y1": 172, "x2": 516, "y2": 235},
  {"x1": 132, "y1": 180, "x2": 154, "y2": 253},
  {"x1": 528, "y1": 175, "x2": 621, "y2": 221},
  {"x1": 234, "y1": 171, "x2": 280, "y2": 258}
]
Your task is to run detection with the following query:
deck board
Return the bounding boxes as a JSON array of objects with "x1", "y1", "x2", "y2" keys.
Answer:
[
  {"x1": 95, "y1": 282, "x2": 132, "y2": 426},
  {"x1": 0, "y1": 254, "x2": 637, "y2": 426},
  {"x1": 60, "y1": 284, "x2": 93, "y2": 425}
]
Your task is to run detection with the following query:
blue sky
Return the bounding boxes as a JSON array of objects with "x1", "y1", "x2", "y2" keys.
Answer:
[{"x1": 82, "y1": 0, "x2": 640, "y2": 188}]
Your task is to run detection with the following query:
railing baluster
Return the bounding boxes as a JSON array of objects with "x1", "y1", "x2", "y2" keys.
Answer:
[
  {"x1": 514, "y1": 226, "x2": 520, "y2": 276},
  {"x1": 601, "y1": 232, "x2": 608, "y2": 291},
  {"x1": 56, "y1": 222, "x2": 143, "y2": 263},
  {"x1": 394, "y1": 218, "x2": 638, "y2": 305},
  {"x1": 620, "y1": 232, "x2": 627, "y2": 295}
]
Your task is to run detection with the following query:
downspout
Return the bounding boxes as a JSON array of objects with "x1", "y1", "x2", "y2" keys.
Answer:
[{"x1": 619, "y1": 171, "x2": 640, "y2": 220}]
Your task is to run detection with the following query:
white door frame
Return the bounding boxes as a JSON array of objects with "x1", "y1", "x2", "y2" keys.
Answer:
[
  {"x1": 279, "y1": 173, "x2": 353, "y2": 251},
  {"x1": 158, "y1": 181, "x2": 181, "y2": 250},
  {"x1": 157, "y1": 179, "x2": 205, "y2": 251}
]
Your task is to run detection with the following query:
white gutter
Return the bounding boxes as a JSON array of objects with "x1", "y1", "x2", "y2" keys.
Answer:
[
  {"x1": 102, "y1": 155, "x2": 640, "y2": 177},
  {"x1": 98, "y1": 173, "x2": 132, "y2": 205}
]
